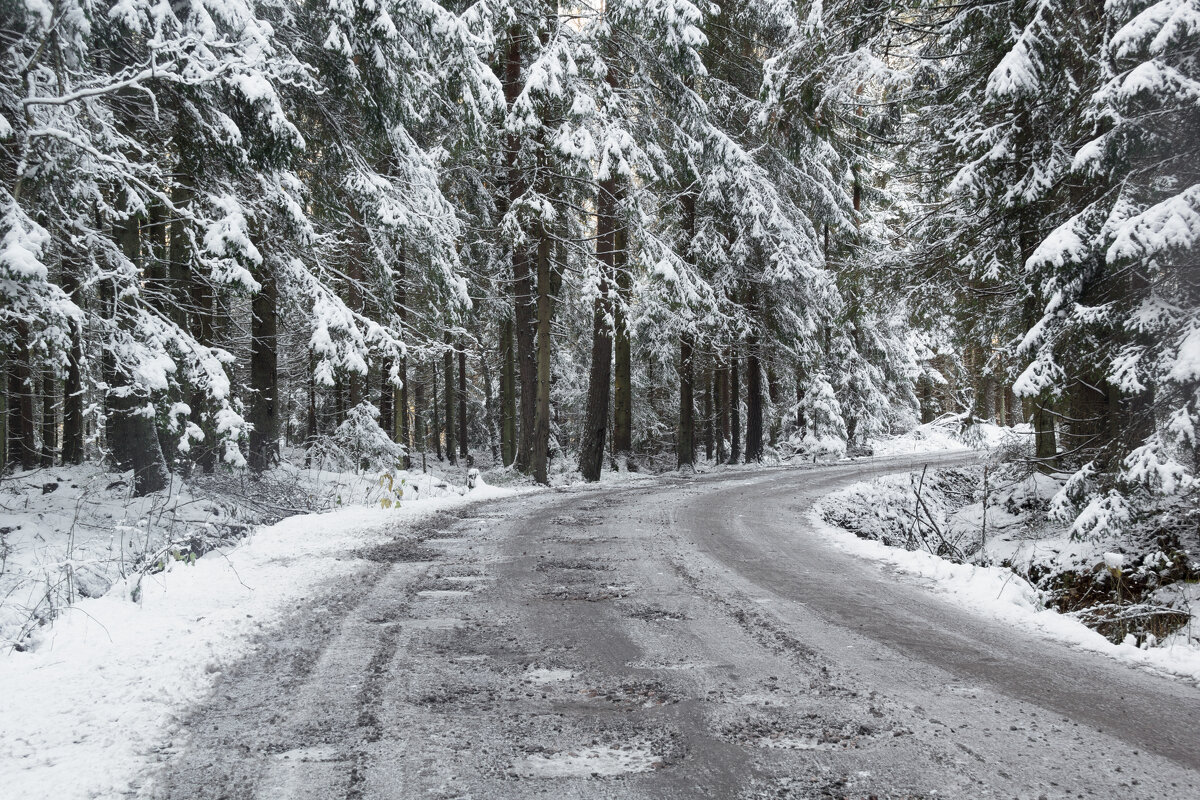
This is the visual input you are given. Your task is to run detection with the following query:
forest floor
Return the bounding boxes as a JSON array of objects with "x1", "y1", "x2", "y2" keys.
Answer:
[{"x1": 4, "y1": 446, "x2": 1199, "y2": 799}]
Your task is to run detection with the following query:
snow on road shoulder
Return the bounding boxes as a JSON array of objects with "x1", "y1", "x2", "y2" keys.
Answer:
[
  {"x1": 806, "y1": 506, "x2": 1200, "y2": 685},
  {"x1": 0, "y1": 481, "x2": 520, "y2": 800}
]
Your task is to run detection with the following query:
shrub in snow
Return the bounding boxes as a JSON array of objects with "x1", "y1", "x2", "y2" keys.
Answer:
[
  {"x1": 782, "y1": 375, "x2": 849, "y2": 460},
  {"x1": 313, "y1": 403, "x2": 406, "y2": 473}
]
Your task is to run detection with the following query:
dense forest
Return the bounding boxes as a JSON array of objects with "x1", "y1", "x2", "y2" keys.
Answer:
[{"x1": 1, "y1": 0, "x2": 1196, "y2": 540}]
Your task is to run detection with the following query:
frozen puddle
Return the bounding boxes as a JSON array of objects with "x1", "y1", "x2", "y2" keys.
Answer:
[
  {"x1": 524, "y1": 667, "x2": 575, "y2": 684},
  {"x1": 416, "y1": 589, "x2": 473, "y2": 600},
  {"x1": 512, "y1": 744, "x2": 661, "y2": 778},
  {"x1": 401, "y1": 617, "x2": 467, "y2": 630},
  {"x1": 272, "y1": 745, "x2": 345, "y2": 762},
  {"x1": 627, "y1": 659, "x2": 719, "y2": 672}
]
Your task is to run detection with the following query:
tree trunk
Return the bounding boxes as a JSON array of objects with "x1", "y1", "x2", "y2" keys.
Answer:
[
  {"x1": 745, "y1": 336, "x2": 763, "y2": 462},
  {"x1": 717, "y1": 357, "x2": 730, "y2": 463},
  {"x1": 379, "y1": 358, "x2": 394, "y2": 444},
  {"x1": 676, "y1": 168, "x2": 697, "y2": 470},
  {"x1": 395, "y1": 248, "x2": 411, "y2": 467},
  {"x1": 678, "y1": 332, "x2": 695, "y2": 469},
  {"x1": 579, "y1": 172, "x2": 620, "y2": 482},
  {"x1": 172, "y1": 168, "x2": 218, "y2": 474},
  {"x1": 109, "y1": 207, "x2": 169, "y2": 494},
  {"x1": 612, "y1": 227, "x2": 632, "y2": 456},
  {"x1": 500, "y1": 317, "x2": 516, "y2": 466},
  {"x1": 458, "y1": 345, "x2": 468, "y2": 461},
  {"x1": 919, "y1": 375, "x2": 935, "y2": 424},
  {"x1": 60, "y1": 253, "x2": 85, "y2": 465},
  {"x1": 414, "y1": 377, "x2": 427, "y2": 467},
  {"x1": 346, "y1": 240, "x2": 365, "y2": 411},
  {"x1": 10, "y1": 330, "x2": 36, "y2": 471},
  {"x1": 444, "y1": 332, "x2": 457, "y2": 465},
  {"x1": 431, "y1": 363, "x2": 443, "y2": 460},
  {"x1": 248, "y1": 259, "x2": 279, "y2": 474},
  {"x1": 480, "y1": 344, "x2": 499, "y2": 463},
  {"x1": 0, "y1": 363, "x2": 7, "y2": 470},
  {"x1": 766, "y1": 364, "x2": 780, "y2": 447},
  {"x1": 532, "y1": 232, "x2": 553, "y2": 485},
  {"x1": 795, "y1": 365, "x2": 807, "y2": 436},
  {"x1": 729, "y1": 350, "x2": 742, "y2": 464},
  {"x1": 304, "y1": 364, "x2": 317, "y2": 468},
  {"x1": 1034, "y1": 401, "x2": 1058, "y2": 471},
  {"x1": 1019, "y1": 218, "x2": 1057, "y2": 472},
  {"x1": 504, "y1": 32, "x2": 536, "y2": 474},
  {"x1": 40, "y1": 373, "x2": 55, "y2": 466},
  {"x1": 703, "y1": 366, "x2": 714, "y2": 461}
]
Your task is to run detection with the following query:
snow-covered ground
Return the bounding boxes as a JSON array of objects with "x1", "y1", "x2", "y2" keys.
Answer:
[
  {"x1": 0, "y1": 473, "x2": 519, "y2": 800},
  {"x1": 4, "y1": 417, "x2": 1192, "y2": 798},
  {"x1": 0, "y1": 459, "x2": 493, "y2": 648},
  {"x1": 867, "y1": 414, "x2": 1027, "y2": 456},
  {"x1": 813, "y1": 468, "x2": 1200, "y2": 685}
]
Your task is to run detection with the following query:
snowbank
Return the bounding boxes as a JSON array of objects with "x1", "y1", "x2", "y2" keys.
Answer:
[
  {"x1": 809, "y1": 499, "x2": 1200, "y2": 685},
  {"x1": 0, "y1": 480, "x2": 518, "y2": 800},
  {"x1": 0, "y1": 461, "x2": 492, "y2": 647}
]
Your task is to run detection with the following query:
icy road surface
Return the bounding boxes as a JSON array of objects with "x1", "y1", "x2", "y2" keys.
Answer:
[{"x1": 148, "y1": 454, "x2": 1200, "y2": 799}]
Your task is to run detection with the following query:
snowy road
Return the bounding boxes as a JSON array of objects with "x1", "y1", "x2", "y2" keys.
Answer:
[{"x1": 147, "y1": 455, "x2": 1200, "y2": 799}]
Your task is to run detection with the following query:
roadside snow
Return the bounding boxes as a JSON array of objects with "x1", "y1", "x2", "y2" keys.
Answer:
[
  {"x1": 0, "y1": 461, "x2": 499, "y2": 648},
  {"x1": 0, "y1": 480, "x2": 519, "y2": 800},
  {"x1": 806, "y1": 508, "x2": 1200, "y2": 685}
]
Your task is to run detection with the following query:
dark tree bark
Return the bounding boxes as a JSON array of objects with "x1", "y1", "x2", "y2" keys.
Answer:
[
  {"x1": 333, "y1": 379, "x2": 347, "y2": 426},
  {"x1": 145, "y1": 197, "x2": 181, "y2": 469},
  {"x1": 1019, "y1": 218, "x2": 1057, "y2": 472},
  {"x1": 532, "y1": 232, "x2": 552, "y2": 485},
  {"x1": 794, "y1": 365, "x2": 807, "y2": 436},
  {"x1": 414, "y1": 377, "x2": 427, "y2": 467},
  {"x1": 766, "y1": 364, "x2": 780, "y2": 447},
  {"x1": 431, "y1": 362, "x2": 443, "y2": 461},
  {"x1": 729, "y1": 350, "x2": 742, "y2": 464},
  {"x1": 379, "y1": 362, "x2": 394, "y2": 446},
  {"x1": 677, "y1": 170, "x2": 697, "y2": 470},
  {"x1": 248, "y1": 260, "x2": 279, "y2": 474},
  {"x1": 678, "y1": 332, "x2": 695, "y2": 469},
  {"x1": 612, "y1": 227, "x2": 632, "y2": 457},
  {"x1": 0, "y1": 365, "x2": 7, "y2": 469},
  {"x1": 500, "y1": 317, "x2": 516, "y2": 466},
  {"x1": 703, "y1": 365, "x2": 714, "y2": 461},
  {"x1": 458, "y1": 344, "x2": 468, "y2": 460},
  {"x1": 745, "y1": 335, "x2": 763, "y2": 462},
  {"x1": 480, "y1": 344, "x2": 499, "y2": 463},
  {"x1": 444, "y1": 332, "x2": 457, "y2": 465},
  {"x1": 304, "y1": 362, "x2": 318, "y2": 468},
  {"x1": 346, "y1": 239, "x2": 365, "y2": 411},
  {"x1": 395, "y1": 248, "x2": 411, "y2": 467},
  {"x1": 40, "y1": 373, "x2": 55, "y2": 466},
  {"x1": 60, "y1": 253, "x2": 85, "y2": 465},
  {"x1": 918, "y1": 375, "x2": 935, "y2": 424},
  {"x1": 109, "y1": 208, "x2": 169, "y2": 494},
  {"x1": 717, "y1": 357, "x2": 730, "y2": 463},
  {"x1": 504, "y1": 32, "x2": 536, "y2": 474},
  {"x1": 10, "y1": 329, "x2": 36, "y2": 471},
  {"x1": 169, "y1": 168, "x2": 218, "y2": 474},
  {"x1": 578, "y1": 171, "x2": 620, "y2": 482}
]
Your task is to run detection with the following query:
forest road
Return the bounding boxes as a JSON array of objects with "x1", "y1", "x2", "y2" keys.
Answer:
[{"x1": 148, "y1": 453, "x2": 1200, "y2": 800}]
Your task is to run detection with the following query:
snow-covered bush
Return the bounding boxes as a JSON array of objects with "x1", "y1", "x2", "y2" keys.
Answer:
[{"x1": 312, "y1": 403, "x2": 406, "y2": 473}]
